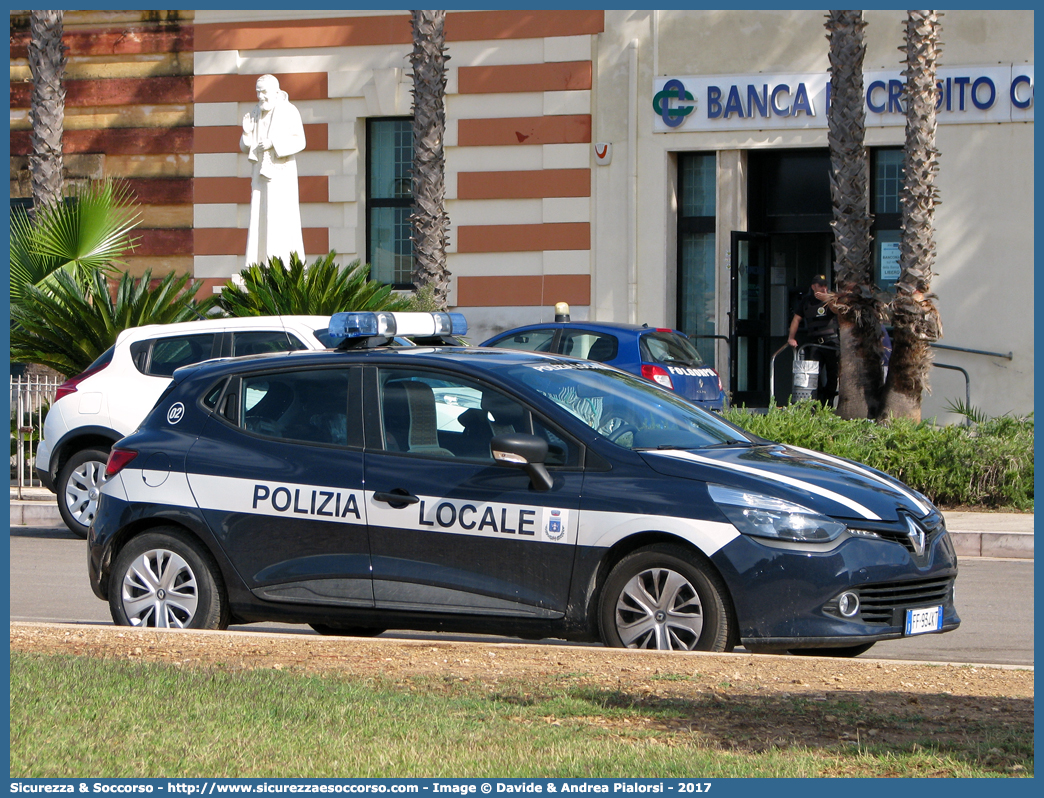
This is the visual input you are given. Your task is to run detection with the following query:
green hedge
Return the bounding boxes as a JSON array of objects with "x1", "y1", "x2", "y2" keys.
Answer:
[{"x1": 720, "y1": 402, "x2": 1034, "y2": 510}]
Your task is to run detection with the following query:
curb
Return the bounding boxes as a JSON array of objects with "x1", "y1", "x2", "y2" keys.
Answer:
[
  {"x1": 9, "y1": 498, "x2": 1034, "y2": 559},
  {"x1": 949, "y1": 530, "x2": 1034, "y2": 559},
  {"x1": 11, "y1": 500, "x2": 63, "y2": 528}
]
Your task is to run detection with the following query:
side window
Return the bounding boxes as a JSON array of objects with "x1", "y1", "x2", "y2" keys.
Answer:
[
  {"x1": 147, "y1": 334, "x2": 217, "y2": 377},
  {"x1": 487, "y1": 329, "x2": 557, "y2": 353},
  {"x1": 239, "y1": 369, "x2": 351, "y2": 446},
  {"x1": 202, "y1": 379, "x2": 226, "y2": 410},
  {"x1": 232, "y1": 330, "x2": 307, "y2": 357},
  {"x1": 376, "y1": 368, "x2": 578, "y2": 466},
  {"x1": 559, "y1": 330, "x2": 618, "y2": 362}
]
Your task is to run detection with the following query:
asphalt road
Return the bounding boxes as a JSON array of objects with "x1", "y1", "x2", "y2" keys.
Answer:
[{"x1": 8, "y1": 523, "x2": 1034, "y2": 666}]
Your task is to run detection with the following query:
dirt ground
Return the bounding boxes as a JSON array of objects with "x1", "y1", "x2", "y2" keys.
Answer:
[{"x1": 10, "y1": 621, "x2": 1033, "y2": 768}]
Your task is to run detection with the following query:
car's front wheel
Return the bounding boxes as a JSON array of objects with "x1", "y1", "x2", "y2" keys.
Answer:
[
  {"x1": 57, "y1": 447, "x2": 110, "y2": 538},
  {"x1": 599, "y1": 545, "x2": 733, "y2": 652},
  {"x1": 109, "y1": 528, "x2": 229, "y2": 630}
]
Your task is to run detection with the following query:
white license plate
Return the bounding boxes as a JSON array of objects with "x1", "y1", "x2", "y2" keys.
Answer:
[{"x1": 905, "y1": 605, "x2": 944, "y2": 635}]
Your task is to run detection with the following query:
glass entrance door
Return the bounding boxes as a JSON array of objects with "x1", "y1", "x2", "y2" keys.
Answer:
[{"x1": 729, "y1": 232, "x2": 770, "y2": 407}]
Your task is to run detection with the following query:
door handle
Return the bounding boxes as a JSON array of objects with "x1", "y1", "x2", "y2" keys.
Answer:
[{"x1": 373, "y1": 490, "x2": 420, "y2": 508}]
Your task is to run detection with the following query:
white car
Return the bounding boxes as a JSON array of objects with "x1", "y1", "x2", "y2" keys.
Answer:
[{"x1": 35, "y1": 315, "x2": 337, "y2": 537}]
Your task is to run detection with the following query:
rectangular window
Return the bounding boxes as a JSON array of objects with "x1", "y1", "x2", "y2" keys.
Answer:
[
  {"x1": 873, "y1": 149, "x2": 904, "y2": 215},
  {"x1": 677, "y1": 153, "x2": 717, "y2": 369},
  {"x1": 871, "y1": 147, "x2": 903, "y2": 290},
  {"x1": 367, "y1": 118, "x2": 413, "y2": 287}
]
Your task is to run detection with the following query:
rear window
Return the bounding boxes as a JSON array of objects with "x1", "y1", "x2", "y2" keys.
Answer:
[
  {"x1": 488, "y1": 329, "x2": 557, "y2": 353},
  {"x1": 83, "y1": 346, "x2": 115, "y2": 375},
  {"x1": 639, "y1": 331, "x2": 704, "y2": 367}
]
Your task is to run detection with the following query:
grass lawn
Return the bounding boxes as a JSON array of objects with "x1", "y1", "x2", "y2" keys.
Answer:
[{"x1": 10, "y1": 653, "x2": 1033, "y2": 779}]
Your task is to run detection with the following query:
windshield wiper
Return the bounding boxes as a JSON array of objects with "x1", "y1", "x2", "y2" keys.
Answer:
[{"x1": 700, "y1": 439, "x2": 752, "y2": 449}]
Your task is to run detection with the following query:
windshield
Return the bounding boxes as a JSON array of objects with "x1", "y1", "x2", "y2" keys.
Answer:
[
  {"x1": 640, "y1": 331, "x2": 704, "y2": 367},
  {"x1": 505, "y1": 361, "x2": 751, "y2": 450}
]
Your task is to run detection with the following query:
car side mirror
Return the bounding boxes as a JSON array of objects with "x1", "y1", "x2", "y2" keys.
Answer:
[{"x1": 491, "y1": 433, "x2": 553, "y2": 492}]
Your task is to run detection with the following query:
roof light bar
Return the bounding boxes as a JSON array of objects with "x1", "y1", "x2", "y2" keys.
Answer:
[{"x1": 327, "y1": 311, "x2": 468, "y2": 343}]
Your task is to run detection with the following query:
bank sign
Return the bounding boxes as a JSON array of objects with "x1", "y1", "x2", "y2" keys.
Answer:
[{"x1": 652, "y1": 65, "x2": 1033, "y2": 132}]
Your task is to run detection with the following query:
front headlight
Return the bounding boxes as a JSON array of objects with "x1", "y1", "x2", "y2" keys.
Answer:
[{"x1": 708, "y1": 484, "x2": 846, "y2": 543}]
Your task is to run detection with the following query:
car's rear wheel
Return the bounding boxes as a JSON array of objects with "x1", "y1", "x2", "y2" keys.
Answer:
[
  {"x1": 109, "y1": 528, "x2": 229, "y2": 630},
  {"x1": 57, "y1": 447, "x2": 110, "y2": 539},
  {"x1": 788, "y1": 642, "x2": 876, "y2": 658},
  {"x1": 599, "y1": 545, "x2": 733, "y2": 652},
  {"x1": 309, "y1": 624, "x2": 386, "y2": 637}
]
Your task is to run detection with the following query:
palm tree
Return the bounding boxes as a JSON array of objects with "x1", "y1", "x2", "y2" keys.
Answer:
[
  {"x1": 409, "y1": 10, "x2": 451, "y2": 309},
  {"x1": 216, "y1": 252, "x2": 422, "y2": 316},
  {"x1": 28, "y1": 9, "x2": 66, "y2": 214},
  {"x1": 9, "y1": 179, "x2": 141, "y2": 311},
  {"x1": 825, "y1": 10, "x2": 884, "y2": 420},
  {"x1": 879, "y1": 10, "x2": 944, "y2": 422},
  {"x1": 10, "y1": 269, "x2": 212, "y2": 376}
]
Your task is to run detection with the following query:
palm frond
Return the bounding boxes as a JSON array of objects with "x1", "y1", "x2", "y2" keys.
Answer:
[
  {"x1": 11, "y1": 269, "x2": 209, "y2": 376},
  {"x1": 216, "y1": 253, "x2": 417, "y2": 317},
  {"x1": 9, "y1": 178, "x2": 142, "y2": 310}
]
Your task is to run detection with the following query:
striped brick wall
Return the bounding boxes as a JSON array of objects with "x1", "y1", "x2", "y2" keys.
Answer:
[
  {"x1": 192, "y1": 9, "x2": 603, "y2": 304},
  {"x1": 9, "y1": 10, "x2": 195, "y2": 281}
]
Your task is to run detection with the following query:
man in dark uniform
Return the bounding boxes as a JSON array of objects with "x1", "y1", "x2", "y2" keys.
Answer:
[{"x1": 787, "y1": 274, "x2": 839, "y2": 406}]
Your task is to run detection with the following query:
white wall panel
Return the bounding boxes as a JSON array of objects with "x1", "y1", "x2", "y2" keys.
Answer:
[
  {"x1": 328, "y1": 176, "x2": 358, "y2": 203},
  {"x1": 194, "y1": 255, "x2": 240, "y2": 278},
  {"x1": 543, "y1": 90, "x2": 591, "y2": 117},
  {"x1": 543, "y1": 250, "x2": 591, "y2": 275},
  {"x1": 193, "y1": 203, "x2": 237, "y2": 228},
  {"x1": 446, "y1": 145, "x2": 543, "y2": 173},
  {"x1": 450, "y1": 39, "x2": 544, "y2": 67},
  {"x1": 448, "y1": 252, "x2": 543, "y2": 276},
  {"x1": 194, "y1": 102, "x2": 239, "y2": 127},
  {"x1": 295, "y1": 151, "x2": 344, "y2": 176},
  {"x1": 542, "y1": 197, "x2": 590, "y2": 224},
  {"x1": 194, "y1": 153, "x2": 238, "y2": 178},
  {"x1": 194, "y1": 49, "x2": 239, "y2": 75},
  {"x1": 448, "y1": 198, "x2": 543, "y2": 226},
  {"x1": 447, "y1": 93, "x2": 544, "y2": 120},
  {"x1": 542, "y1": 143, "x2": 590, "y2": 169},
  {"x1": 327, "y1": 227, "x2": 358, "y2": 256},
  {"x1": 299, "y1": 203, "x2": 343, "y2": 228},
  {"x1": 544, "y1": 35, "x2": 592, "y2": 63}
]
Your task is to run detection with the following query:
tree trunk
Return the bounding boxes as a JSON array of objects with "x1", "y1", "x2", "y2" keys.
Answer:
[
  {"x1": 28, "y1": 9, "x2": 66, "y2": 216},
  {"x1": 879, "y1": 10, "x2": 944, "y2": 423},
  {"x1": 409, "y1": 10, "x2": 452, "y2": 309},
  {"x1": 825, "y1": 10, "x2": 882, "y2": 420}
]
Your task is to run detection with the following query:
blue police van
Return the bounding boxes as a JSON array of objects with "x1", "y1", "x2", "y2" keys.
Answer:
[{"x1": 88, "y1": 311, "x2": 959, "y2": 655}]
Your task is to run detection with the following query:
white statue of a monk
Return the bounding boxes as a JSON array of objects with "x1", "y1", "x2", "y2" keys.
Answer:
[{"x1": 241, "y1": 74, "x2": 306, "y2": 267}]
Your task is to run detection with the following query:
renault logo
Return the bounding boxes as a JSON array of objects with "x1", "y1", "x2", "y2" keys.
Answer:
[{"x1": 905, "y1": 517, "x2": 927, "y2": 557}]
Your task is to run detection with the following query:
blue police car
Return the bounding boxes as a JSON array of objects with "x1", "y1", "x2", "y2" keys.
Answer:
[
  {"x1": 481, "y1": 305, "x2": 727, "y2": 412},
  {"x1": 88, "y1": 311, "x2": 958, "y2": 655}
]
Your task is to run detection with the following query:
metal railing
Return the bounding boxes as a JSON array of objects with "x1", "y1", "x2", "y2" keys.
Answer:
[
  {"x1": 10, "y1": 374, "x2": 61, "y2": 495},
  {"x1": 766, "y1": 340, "x2": 1011, "y2": 416}
]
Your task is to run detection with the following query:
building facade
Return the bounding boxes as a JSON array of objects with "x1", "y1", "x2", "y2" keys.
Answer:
[{"x1": 9, "y1": 9, "x2": 1034, "y2": 421}]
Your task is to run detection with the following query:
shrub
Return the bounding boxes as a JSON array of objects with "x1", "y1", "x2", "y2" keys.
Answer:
[{"x1": 721, "y1": 401, "x2": 1033, "y2": 510}]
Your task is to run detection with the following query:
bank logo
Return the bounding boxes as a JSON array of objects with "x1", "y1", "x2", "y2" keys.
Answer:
[
  {"x1": 166, "y1": 402, "x2": 185, "y2": 425},
  {"x1": 653, "y1": 78, "x2": 696, "y2": 128},
  {"x1": 545, "y1": 508, "x2": 565, "y2": 541}
]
